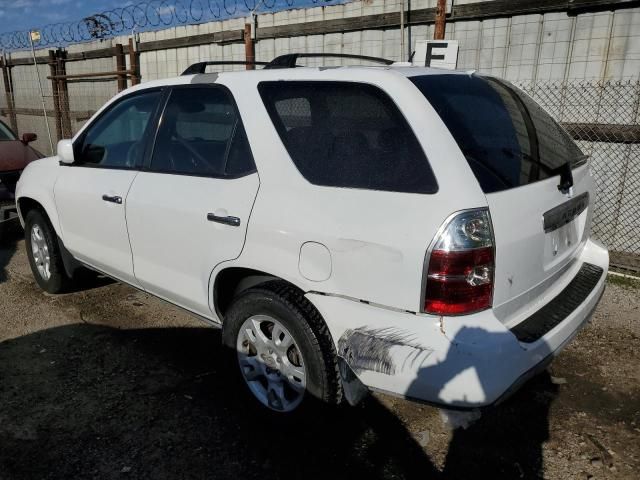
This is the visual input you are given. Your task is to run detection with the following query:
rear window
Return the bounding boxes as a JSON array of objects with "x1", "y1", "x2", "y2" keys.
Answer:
[
  {"x1": 259, "y1": 81, "x2": 437, "y2": 194},
  {"x1": 410, "y1": 74, "x2": 585, "y2": 194}
]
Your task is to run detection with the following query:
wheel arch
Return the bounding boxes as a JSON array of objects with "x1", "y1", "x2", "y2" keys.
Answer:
[
  {"x1": 212, "y1": 266, "x2": 308, "y2": 321},
  {"x1": 16, "y1": 194, "x2": 62, "y2": 238},
  {"x1": 18, "y1": 195, "x2": 81, "y2": 278}
]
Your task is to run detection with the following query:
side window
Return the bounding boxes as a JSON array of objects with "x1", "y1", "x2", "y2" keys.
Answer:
[
  {"x1": 76, "y1": 90, "x2": 161, "y2": 168},
  {"x1": 0, "y1": 121, "x2": 16, "y2": 141},
  {"x1": 258, "y1": 81, "x2": 438, "y2": 194},
  {"x1": 150, "y1": 87, "x2": 255, "y2": 177}
]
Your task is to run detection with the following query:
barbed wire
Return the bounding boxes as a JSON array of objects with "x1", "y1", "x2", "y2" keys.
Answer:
[{"x1": 0, "y1": 0, "x2": 336, "y2": 51}]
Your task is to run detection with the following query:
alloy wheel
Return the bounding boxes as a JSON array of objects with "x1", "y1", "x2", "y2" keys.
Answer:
[
  {"x1": 236, "y1": 315, "x2": 307, "y2": 412},
  {"x1": 30, "y1": 224, "x2": 51, "y2": 281}
]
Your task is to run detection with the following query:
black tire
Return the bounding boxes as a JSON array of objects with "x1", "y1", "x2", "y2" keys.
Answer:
[
  {"x1": 222, "y1": 280, "x2": 342, "y2": 413},
  {"x1": 24, "y1": 209, "x2": 71, "y2": 294}
]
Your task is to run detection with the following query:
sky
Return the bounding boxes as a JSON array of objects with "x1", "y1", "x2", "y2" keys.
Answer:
[
  {"x1": 0, "y1": 0, "x2": 110, "y2": 31},
  {"x1": 0, "y1": 0, "x2": 345, "y2": 36}
]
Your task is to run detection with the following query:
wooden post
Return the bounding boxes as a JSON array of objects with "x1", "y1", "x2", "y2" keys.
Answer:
[
  {"x1": 114, "y1": 44, "x2": 127, "y2": 92},
  {"x1": 128, "y1": 37, "x2": 139, "y2": 85},
  {"x1": 244, "y1": 23, "x2": 255, "y2": 70},
  {"x1": 434, "y1": 0, "x2": 447, "y2": 40},
  {"x1": 56, "y1": 49, "x2": 72, "y2": 138},
  {"x1": 48, "y1": 50, "x2": 62, "y2": 142},
  {"x1": 1, "y1": 54, "x2": 18, "y2": 134}
]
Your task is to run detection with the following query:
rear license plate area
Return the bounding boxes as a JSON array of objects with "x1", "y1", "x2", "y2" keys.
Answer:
[{"x1": 543, "y1": 192, "x2": 589, "y2": 233}]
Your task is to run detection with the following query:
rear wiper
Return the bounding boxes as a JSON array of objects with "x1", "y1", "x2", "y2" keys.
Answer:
[
  {"x1": 556, "y1": 162, "x2": 573, "y2": 194},
  {"x1": 502, "y1": 147, "x2": 584, "y2": 194},
  {"x1": 552, "y1": 155, "x2": 589, "y2": 194}
]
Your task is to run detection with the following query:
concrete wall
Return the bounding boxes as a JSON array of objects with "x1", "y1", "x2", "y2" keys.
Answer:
[{"x1": 132, "y1": 1, "x2": 640, "y2": 83}]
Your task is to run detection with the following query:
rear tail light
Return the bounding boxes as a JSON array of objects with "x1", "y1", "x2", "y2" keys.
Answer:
[{"x1": 423, "y1": 209, "x2": 495, "y2": 315}]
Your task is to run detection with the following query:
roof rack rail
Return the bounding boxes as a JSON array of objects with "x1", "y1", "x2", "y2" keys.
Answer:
[
  {"x1": 181, "y1": 61, "x2": 269, "y2": 75},
  {"x1": 264, "y1": 53, "x2": 393, "y2": 69}
]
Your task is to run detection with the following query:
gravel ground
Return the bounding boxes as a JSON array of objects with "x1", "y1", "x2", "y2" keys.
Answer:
[{"x1": 0, "y1": 225, "x2": 638, "y2": 480}]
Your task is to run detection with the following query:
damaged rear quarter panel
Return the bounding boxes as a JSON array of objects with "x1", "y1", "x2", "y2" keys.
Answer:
[
  {"x1": 306, "y1": 292, "x2": 449, "y2": 397},
  {"x1": 337, "y1": 327, "x2": 433, "y2": 376},
  {"x1": 306, "y1": 292, "x2": 532, "y2": 406}
]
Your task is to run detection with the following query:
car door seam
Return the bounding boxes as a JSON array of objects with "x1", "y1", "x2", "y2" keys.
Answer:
[
  {"x1": 123, "y1": 171, "x2": 142, "y2": 288},
  {"x1": 207, "y1": 171, "x2": 261, "y2": 316}
]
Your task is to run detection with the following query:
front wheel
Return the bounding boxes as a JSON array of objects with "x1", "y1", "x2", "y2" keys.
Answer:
[
  {"x1": 222, "y1": 281, "x2": 342, "y2": 413},
  {"x1": 24, "y1": 210, "x2": 71, "y2": 294}
]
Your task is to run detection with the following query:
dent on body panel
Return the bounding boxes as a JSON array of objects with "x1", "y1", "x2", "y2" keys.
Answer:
[
  {"x1": 337, "y1": 327, "x2": 433, "y2": 376},
  {"x1": 331, "y1": 238, "x2": 403, "y2": 263}
]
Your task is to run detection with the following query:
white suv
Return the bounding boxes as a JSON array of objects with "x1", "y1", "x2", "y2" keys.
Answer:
[{"x1": 16, "y1": 54, "x2": 608, "y2": 413}]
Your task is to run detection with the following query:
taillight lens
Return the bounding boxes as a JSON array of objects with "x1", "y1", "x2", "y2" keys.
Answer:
[{"x1": 424, "y1": 209, "x2": 495, "y2": 315}]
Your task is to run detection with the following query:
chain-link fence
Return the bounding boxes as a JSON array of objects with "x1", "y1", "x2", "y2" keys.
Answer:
[
  {"x1": 517, "y1": 79, "x2": 640, "y2": 275},
  {"x1": 1, "y1": 58, "x2": 639, "y2": 274},
  {"x1": 0, "y1": 41, "x2": 139, "y2": 157}
]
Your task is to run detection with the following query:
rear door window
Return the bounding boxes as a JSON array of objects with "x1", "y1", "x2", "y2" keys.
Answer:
[
  {"x1": 410, "y1": 74, "x2": 584, "y2": 193},
  {"x1": 259, "y1": 81, "x2": 437, "y2": 194},
  {"x1": 150, "y1": 87, "x2": 255, "y2": 177}
]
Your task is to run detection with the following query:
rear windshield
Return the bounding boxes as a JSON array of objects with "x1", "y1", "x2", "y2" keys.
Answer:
[
  {"x1": 259, "y1": 81, "x2": 438, "y2": 194},
  {"x1": 410, "y1": 74, "x2": 585, "y2": 194}
]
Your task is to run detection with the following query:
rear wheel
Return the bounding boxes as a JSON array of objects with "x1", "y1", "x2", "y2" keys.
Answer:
[
  {"x1": 222, "y1": 281, "x2": 341, "y2": 413},
  {"x1": 24, "y1": 210, "x2": 71, "y2": 293},
  {"x1": 236, "y1": 314, "x2": 307, "y2": 412}
]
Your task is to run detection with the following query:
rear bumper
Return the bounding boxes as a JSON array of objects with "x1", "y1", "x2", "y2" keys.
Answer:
[{"x1": 307, "y1": 238, "x2": 608, "y2": 408}]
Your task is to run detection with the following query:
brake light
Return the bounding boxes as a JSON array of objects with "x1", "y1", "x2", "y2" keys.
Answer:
[{"x1": 424, "y1": 209, "x2": 495, "y2": 315}]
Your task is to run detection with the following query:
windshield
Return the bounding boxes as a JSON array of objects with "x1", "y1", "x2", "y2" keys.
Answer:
[
  {"x1": 0, "y1": 121, "x2": 17, "y2": 141},
  {"x1": 410, "y1": 74, "x2": 585, "y2": 193}
]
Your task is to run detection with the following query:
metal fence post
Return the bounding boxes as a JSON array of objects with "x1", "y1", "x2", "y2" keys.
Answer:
[
  {"x1": 1, "y1": 51, "x2": 18, "y2": 134},
  {"x1": 28, "y1": 32, "x2": 54, "y2": 155},
  {"x1": 244, "y1": 23, "x2": 255, "y2": 70},
  {"x1": 115, "y1": 44, "x2": 127, "y2": 92},
  {"x1": 128, "y1": 37, "x2": 139, "y2": 86},
  {"x1": 48, "y1": 50, "x2": 62, "y2": 142},
  {"x1": 55, "y1": 49, "x2": 72, "y2": 138},
  {"x1": 400, "y1": 1, "x2": 405, "y2": 61},
  {"x1": 434, "y1": 0, "x2": 447, "y2": 40}
]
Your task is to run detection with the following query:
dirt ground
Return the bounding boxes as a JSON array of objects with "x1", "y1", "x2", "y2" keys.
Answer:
[{"x1": 0, "y1": 225, "x2": 638, "y2": 480}]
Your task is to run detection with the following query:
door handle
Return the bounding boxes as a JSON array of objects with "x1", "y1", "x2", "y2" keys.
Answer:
[
  {"x1": 207, "y1": 213, "x2": 241, "y2": 227},
  {"x1": 102, "y1": 194, "x2": 123, "y2": 204}
]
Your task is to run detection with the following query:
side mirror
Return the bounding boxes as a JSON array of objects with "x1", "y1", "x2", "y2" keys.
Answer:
[
  {"x1": 21, "y1": 132, "x2": 37, "y2": 144},
  {"x1": 57, "y1": 139, "x2": 75, "y2": 165}
]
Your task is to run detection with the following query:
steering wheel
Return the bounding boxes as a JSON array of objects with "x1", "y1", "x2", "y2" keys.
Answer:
[{"x1": 172, "y1": 137, "x2": 212, "y2": 172}]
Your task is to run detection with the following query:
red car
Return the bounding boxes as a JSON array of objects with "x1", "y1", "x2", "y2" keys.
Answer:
[{"x1": 0, "y1": 120, "x2": 42, "y2": 205}]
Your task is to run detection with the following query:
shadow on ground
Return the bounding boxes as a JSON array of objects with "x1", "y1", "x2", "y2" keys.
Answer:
[
  {"x1": 0, "y1": 220, "x2": 20, "y2": 284},
  {"x1": 0, "y1": 220, "x2": 114, "y2": 292},
  {"x1": 0, "y1": 321, "x2": 561, "y2": 479},
  {"x1": 411, "y1": 326, "x2": 559, "y2": 479}
]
